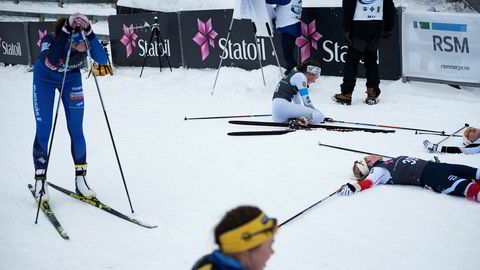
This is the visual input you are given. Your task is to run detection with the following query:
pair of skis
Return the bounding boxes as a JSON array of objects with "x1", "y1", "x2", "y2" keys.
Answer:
[
  {"x1": 29, "y1": 182, "x2": 156, "y2": 240},
  {"x1": 227, "y1": 120, "x2": 395, "y2": 136}
]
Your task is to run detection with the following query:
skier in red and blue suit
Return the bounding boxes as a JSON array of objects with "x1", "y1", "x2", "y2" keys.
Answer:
[{"x1": 32, "y1": 14, "x2": 107, "y2": 201}]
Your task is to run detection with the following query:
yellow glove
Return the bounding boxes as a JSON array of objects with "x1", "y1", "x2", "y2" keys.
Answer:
[{"x1": 90, "y1": 63, "x2": 113, "y2": 76}]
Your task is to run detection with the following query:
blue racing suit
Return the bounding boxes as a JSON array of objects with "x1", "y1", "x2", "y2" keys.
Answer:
[{"x1": 32, "y1": 28, "x2": 107, "y2": 171}]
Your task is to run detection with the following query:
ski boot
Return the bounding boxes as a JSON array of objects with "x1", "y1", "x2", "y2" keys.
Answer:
[
  {"x1": 332, "y1": 92, "x2": 352, "y2": 105},
  {"x1": 365, "y1": 87, "x2": 381, "y2": 105},
  {"x1": 75, "y1": 165, "x2": 96, "y2": 199},
  {"x1": 34, "y1": 169, "x2": 49, "y2": 202}
]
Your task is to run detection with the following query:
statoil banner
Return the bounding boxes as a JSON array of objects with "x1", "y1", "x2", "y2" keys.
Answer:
[
  {"x1": 178, "y1": 7, "x2": 400, "y2": 79},
  {"x1": 402, "y1": 10, "x2": 480, "y2": 84},
  {"x1": 0, "y1": 22, "x2": 29, "y2": 65},
  {"x1": 108, "y1": 12, "x2": 182, "y2": 68}
]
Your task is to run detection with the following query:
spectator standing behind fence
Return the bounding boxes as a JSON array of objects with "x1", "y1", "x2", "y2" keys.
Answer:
[
  {"x1": 332, "y1": 0, "x2": 395, "y2": 105},
  {"x1": 266, "y1": 0, "x2": 302, "y2": 75},
  {"x1": 192, "y1": 205, "x2": 277, "y2": 270}
]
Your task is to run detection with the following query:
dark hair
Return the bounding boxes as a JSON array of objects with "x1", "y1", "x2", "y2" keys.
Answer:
[
  {"x1": 297, "y1": 60, "x2": 320, "y2": 73},
  {"x1": 214, "y1": 206, "x2": 262, "y2": 248},
  {"x1": 54, "y1": 17, "x2": 67, "y2": 37}
]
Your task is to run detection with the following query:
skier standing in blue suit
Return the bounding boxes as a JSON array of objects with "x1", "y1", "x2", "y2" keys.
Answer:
[{"x1": 32, "y1": 13, "x2": 107, "y2": 201}]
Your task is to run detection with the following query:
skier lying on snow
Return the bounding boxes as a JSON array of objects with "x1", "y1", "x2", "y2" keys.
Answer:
[
  {"x1": 423, "y1": 127, "x2": 480, "y2": 154},
  {"x1": 338, "y1": 155, "x2": 480, "y2": 202}
]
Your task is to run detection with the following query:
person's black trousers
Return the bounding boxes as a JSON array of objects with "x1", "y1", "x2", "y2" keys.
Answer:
[
  {"x1": 341, "y1": 37, "x2": 380, "y2": 94},
  {"x1": 280, "y1": 32, "x2": 297, "y2": 73}
]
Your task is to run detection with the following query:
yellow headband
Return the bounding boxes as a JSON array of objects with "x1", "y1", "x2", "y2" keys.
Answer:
[{"x1": 219, "y1": 212, "x2": 276, "y2": 253}]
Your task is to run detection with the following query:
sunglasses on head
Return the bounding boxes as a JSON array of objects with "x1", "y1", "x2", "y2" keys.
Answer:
[{"x1": 241, "y1": 218, "x2": 277, "y2": 240}]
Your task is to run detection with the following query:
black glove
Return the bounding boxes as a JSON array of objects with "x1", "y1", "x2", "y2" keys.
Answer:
[
  {"x1": 381, "y1": 30, "x2": 392, "y2": 39},
  {"x1": 344, "y1": 31, "x2": 352, "y2": 46}
]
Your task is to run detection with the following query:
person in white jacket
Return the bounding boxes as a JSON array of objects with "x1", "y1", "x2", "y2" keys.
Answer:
[{"x1": 267, "y1": 0, "x2": 302, "y2": 74}]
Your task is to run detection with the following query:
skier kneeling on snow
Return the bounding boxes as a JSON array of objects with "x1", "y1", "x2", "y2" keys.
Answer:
[
  {"x1": 32, "y1": 14, "x2": 108, "y2": 202},
  {"x1": 339, "y1": 155, "x2": 480, "y2": 202},
  {"x1": 192, "y1": 205, "x2": 277, "y2": 270},
  {"x1": 272, "y1": 61, "x2": 332, "y2": 128},
  {"x1": 423, "y1": 127, "x2": 480, "y2": 154}
]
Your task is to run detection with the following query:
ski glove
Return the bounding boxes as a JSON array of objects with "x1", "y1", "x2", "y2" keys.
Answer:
[
  {"x1": 67, "y1": 13, "x2": 92, "y2": 34},
  {"x1": 339, "y1": 183, "x2": 356, "y2": 196},
  {"x1": 423, "y1": 140, "x2": 439, "y2": 152}
]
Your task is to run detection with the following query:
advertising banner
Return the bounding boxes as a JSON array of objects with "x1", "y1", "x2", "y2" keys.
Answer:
[
  {"x1": 108, "y1": 8, "x2": 401, "y2": 80},
  {"x1": 179, "y1": 9, "x2": 281, "y2": 70},
  {"x1": 108, "y1": 12, "x2": 182, "y2": 68},
  {"x1": 0, "y1": 22, "x2": 29, "y2": 65},
  {"x1": 180, "y1": 8, "x2": 400, "y2": 79},
  {"x1": 402, "y1": 10, "x2": 480, "y2": 84},
  {"x1": 27, "y1": 22, "x2": 55, "y2": 64},
  {"x1": 300, "y1": 7, "x2": 401, "y2": 80}
]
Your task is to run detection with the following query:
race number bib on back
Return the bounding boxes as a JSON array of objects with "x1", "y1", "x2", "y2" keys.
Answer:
[{"x1": 353, "y1": 0, "x2": 384, "y2": 21}]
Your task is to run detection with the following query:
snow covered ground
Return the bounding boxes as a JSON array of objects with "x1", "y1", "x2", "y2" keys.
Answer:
[
  {"x1": 1, "y1": 0, "x2": 480, "y2": 270},
  {"x1": 1, "y1": 61, "x2": 479, "y2": 270}
]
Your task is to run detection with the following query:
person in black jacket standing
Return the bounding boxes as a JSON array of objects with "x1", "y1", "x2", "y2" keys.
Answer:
[{"x1": 332, "y1": 0, "x2": 395, "y2": 105}]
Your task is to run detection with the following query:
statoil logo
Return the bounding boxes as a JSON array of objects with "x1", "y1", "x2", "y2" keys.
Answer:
[
  {"x1": 1, "y1": 37, "x2": 22, "y2": 56},
  {"x1": 120, "y1": 24, "x2": 138, "y2": 58},
  {"x1": 295, "y1": 20, "x2": 322, "y2": 63},
  {"x1": 192, "y1": 18, "x2": 218, "y2": 61}
]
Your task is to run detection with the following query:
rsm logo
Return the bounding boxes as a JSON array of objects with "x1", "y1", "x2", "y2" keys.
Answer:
[
  {"x1": 432, "y1": 35, "x2": 469, "y2": 53},
  {"x1": 414, "y1": 21, "x2": 470, "y2": 54}
]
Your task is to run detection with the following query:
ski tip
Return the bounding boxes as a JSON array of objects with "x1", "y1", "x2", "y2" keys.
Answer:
[{"x1": 184, "y1": 117, "x2": 187, "y2": 120}]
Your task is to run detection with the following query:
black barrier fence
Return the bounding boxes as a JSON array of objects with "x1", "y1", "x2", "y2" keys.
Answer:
[
  {"x1": 0, "y1": 22, "x2": 30, "y2": 65},
  {"x1": 1, "y1": 7, "x2": 401, "y2": 80},
  {"x1": 108, "y1": 7, "x2": 402, "y2": 80},
  {"x1": 0, "y1": 21, "x2": 55, "y2": 66}
]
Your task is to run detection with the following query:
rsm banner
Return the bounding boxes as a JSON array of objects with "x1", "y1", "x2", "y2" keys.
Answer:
[
  {"x1": 402, "y1": 10, "x2": 480, "y2": 84},
  {"x1": 0, "y1": 22, "x2": 29, "y2": 65},
  {"x1": 108, "y1": 12, "x2": 182, "y2": 68}
]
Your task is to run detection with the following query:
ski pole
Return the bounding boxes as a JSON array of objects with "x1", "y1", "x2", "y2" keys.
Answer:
[
  {"x1": 35, "y1": 33, "x2": 75, "y2": 224},
  {"x1": 184, "y1": 114, "x2": 271, "y2": 120},
  {"x1": 415, "y1": 131, "x2": 461, "y2": 137},
  {"x1": 82, "y1": 31, "x2": 135, "y2": 213},
  {"x1": 318, "y1": 142, "x2": 394, "y2": 159},
  {"x1": 278, "y1": 188, "x2": 340, "y2": 228},
  {"x1": 435, "y1": 124, "x2": 469, "y2": 145},
  {"x1": 332, "y1": 119, "x2": 446, "y2": 134}
]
